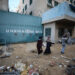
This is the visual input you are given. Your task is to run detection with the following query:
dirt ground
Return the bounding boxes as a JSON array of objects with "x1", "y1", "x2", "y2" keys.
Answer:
[{"x1": 0, "y1": 42, "x2": 75, "y2": 75}]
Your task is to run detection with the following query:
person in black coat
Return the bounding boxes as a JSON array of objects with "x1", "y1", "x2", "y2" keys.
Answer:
[
  {"x1": 37, "y1": 36, "x2": 43, "y2": 55},
  {"x1": 44, "y1": 36, "x2": 54, "y2": 55}
]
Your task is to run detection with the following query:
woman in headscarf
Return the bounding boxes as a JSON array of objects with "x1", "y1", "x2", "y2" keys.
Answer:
[{"x1": 44, "y1": 36, "x2": 54, "y2": 55}]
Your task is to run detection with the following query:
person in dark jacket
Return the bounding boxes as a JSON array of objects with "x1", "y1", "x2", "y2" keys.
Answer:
[
  {"x1": 37, "y1": 36, "x2": 43, "y2": 55},
  {"x1": 44, "y1": 36, "x2": 54, "y2": 55}
]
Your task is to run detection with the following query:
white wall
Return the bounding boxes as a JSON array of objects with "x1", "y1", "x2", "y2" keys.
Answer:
[{"x1": 43, "y1": 22, "x2": 56, "y2": 43}]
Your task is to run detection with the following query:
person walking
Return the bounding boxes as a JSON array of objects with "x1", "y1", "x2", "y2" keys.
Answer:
[
  {"x1": 44, "y1": 36, "x2": 54, "y2": 55},
  {"x1": 61, "y1": 34, "x2": 68, "y2": 54},
  {"x1": 37, "y1": 36, "x2": 43, "y2": 55}
]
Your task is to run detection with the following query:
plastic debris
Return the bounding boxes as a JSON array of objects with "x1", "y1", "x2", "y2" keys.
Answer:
[
  {"x1": 0, "y1": 45, "x2": 12, "y2": 58},
  {"x1": 32, "y1": 72, "x2": 39, "y2": 75},
  {"x1": 32, "y1": 68, "x2": 39, "y2": 75},
  {"x1": 72, "y1": 58, "x2": 75, "y2": 62},
  {"x1": 21, "y1": 70, "x2": 28, "y2": 75},
  {"x1": 65, "y1": 64, "x2": 75, "y2": 75},
  {"x1": 61, "y1": 55, "x2": 71, "y2": 60},
  {"x1": 0, "y1": 66, "x2": 5, "y2": 70},
  {"x1": 0, "y1": 62, "x2": 40, "y2": 75},
  {"x1": 15, "y1": 61, "x2": 26, "y2": 72},
  {"x1": 48, "y1": 61, "x2": 56, "y2": 67},
  {"x1": 43, "y1": 42, "x2": 46, "y2": 47},
  {"x1": 52, "y1": 56, "x2": 59, "y2": 60},
  {"x1": 65, "y1": 60, "x2": 70, "y2": 63}
]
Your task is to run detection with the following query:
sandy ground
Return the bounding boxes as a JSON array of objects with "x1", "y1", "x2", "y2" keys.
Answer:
[{"x1": 0, "y1": 42, "x2": 75, "y2": 75}]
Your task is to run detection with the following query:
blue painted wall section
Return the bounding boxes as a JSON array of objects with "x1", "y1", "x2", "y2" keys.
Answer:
[{"x1": 0, "y1": 11, "x2": 43, "y2": 44}]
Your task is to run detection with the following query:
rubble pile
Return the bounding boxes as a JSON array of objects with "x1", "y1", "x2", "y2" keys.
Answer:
[
  {"x1": 65, "y1": 58, "x2": 75, "y2": 75},
  {"x1": 0, "y1": 61, "x2": 40, "y2": 75}
]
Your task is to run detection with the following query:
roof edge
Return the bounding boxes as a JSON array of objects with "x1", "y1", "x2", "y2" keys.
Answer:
[{"x1": 42, "y1": 15, "x2": 75, "y2": 24}]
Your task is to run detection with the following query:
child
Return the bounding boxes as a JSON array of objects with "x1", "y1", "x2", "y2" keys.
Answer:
[{"x1": 37, "y1": 36, "x2": 43, "y2": 55}]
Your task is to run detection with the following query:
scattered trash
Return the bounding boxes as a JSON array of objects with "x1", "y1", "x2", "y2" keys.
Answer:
[
  {"x1": 0, "y1": 50, "x2": 3, "y2": 55},
  {"x1": 0, "y1": 71, "x2": 20, "y2": 75},
  {"x1": 33, "y1": 68, "x2": 39, "y2": 75},
  {"x1": 59, "y1": 64, "x2": 62, "y2": 68},
  {"x1": 52, "y1": 56, "x2": 59, "y2": 60},
  {"x1": 48, "y1": 61, "x2": 56, "y2": 67},
  {"x1": 72, "y1": 58, "x2": 75, "y2": 62},
  {"x1": 16, "y1": 56, "x2": 19, "y2": 59},
  {"x1": 43, "y1": 42, "x2": 46, "y2": 47},
  {"x1": 0, "y1": 66, "x2": 5, "y2": 70},
  {"x1": 56, "y1": 62, "x2": 64, "y2": 68},
  {"x1": 16, "y1": 56, "x2": 21, "y2": 59},
  {"x1": 0, "y1": 62, "x2": 40, "y2": 75},
  {"x1": 65, "y1": 60, "x2": 70, "y2": 63},
  {"x1": 21, "y1": 70, "x2": 28, "y2": 75},
  {"x1": 65, "y1": 64, "x2": 75, "y2": 75},
  {"x1": 0, "y1": 52, "x2": 12, "y2": 58},
  {"x1": 15, "y1": 61, "x2": 26, "y2": 72},
  {"x1": 31, "y1": 50, "x2": 37, "y2": 53},
  {"x1": 0, "y1": 45, "x2": 12, "y2": 58}
]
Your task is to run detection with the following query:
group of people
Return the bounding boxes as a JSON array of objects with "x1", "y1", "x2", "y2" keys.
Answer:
[
  {"x1": 36, "y1": 36, "x2": 54, "y2": 55},
  {"x1": 36, "y1": 30, "x2": 71, "y2": 55}
]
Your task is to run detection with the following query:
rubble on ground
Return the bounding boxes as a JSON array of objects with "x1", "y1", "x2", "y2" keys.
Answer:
[{"x1": 0, "y1": 43, "x2": 75, "y2": 75}]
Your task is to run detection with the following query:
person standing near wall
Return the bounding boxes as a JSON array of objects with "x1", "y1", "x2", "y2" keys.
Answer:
[
  {"x1": 64, "y1": 29, "x2": 72, "y2": 45},
  {"x1": 61, "y1": 34, "x2": 68, "y2": 54},
  {"x1": 37, "y1": 36, "x2": 43, "y2": 55}
]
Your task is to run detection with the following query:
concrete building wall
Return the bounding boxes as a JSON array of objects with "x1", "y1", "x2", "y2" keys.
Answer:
[
  {"x1": 17, "y1": 0, "x2": 74, "y2": 16},
  {"x1": 17, "y1": 0, "x2": 29, "y2": 14},
  {"x1": 18, "y1": 0, "x2": 49, "y2": 15},
  {"x1": 55, "y1": 22, "x2": 75, "y2": 42},
  {"x1": 0, "y1": 0, "x2": 8, "y2": 11},
  {"x1": 43, "y1": 21, "x2": 75, "y2": 43},
  {"x1": 72, "y1": 25, "x2": 75, "y2": 37},
  {"x1": 43, "y1": 22, "x2": 56, "y2": 43},
  {"x1": 27, "y1": 0, "x2": 49, "y2": 16},
  {"x1": 55, "y1": 23, "x2": 59, "y2": 42}
]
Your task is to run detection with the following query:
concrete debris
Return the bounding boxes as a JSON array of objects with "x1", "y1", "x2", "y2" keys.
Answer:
[
  {"x1": 0, "y1": 71, "x2": 20, "y2": 75},
  {"x1": 65, "y1": 64, "x2": 75, "y2": 75},
  {"x1": 0, "y1": 66, "x2": 5, "y2": 70},
  {"x1": 16, "y1": 56, "x2": 22, "y2": 59},
  {"x1": 0, "y1": 50, "x2": 3, "y2": 55},
  {"x1": 48, "y1": 61, "x2": 56, "y2": 67},
  {"x1": 15, "y1": 61, "x2": 26, "y2": 72},
  {"x1": 52, "y1": 56, "x2": 59, "y2": 60},
  {"x1": 61, "y1": 55, "x2": 71, "y2": 60},
  {"x1": 72, "y1": 58, "x2": 75, "y2": 62},
  {"x1": 0, "y1": 52, "x2": 12, "y2": 58},
  {"x1": 0, "y1": 62, "x2": 40, "y2": 75},
  {"x1": 31, "y1": 50, "x2": 37, "y2": 53},
  {"x1": 32, "y1": 72, "x2": 39, "y2": 75},
  {"x1": 0, "y1": 45, "x2": 13, "y2": 58},
  {"x1": 65, "y1": 60, "x2": 70, "y2": 63}
]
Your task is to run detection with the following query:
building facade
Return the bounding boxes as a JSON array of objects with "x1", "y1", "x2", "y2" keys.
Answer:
[
  {"x1": 17, "y1": 0, "x2": 75, "y2": 16},
  {"x1": 42, "y1": 2, "x2": 75, "y2": 43},
  {"x1": 0, "y1": 0, "x2": 8, "y2": 11}
]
